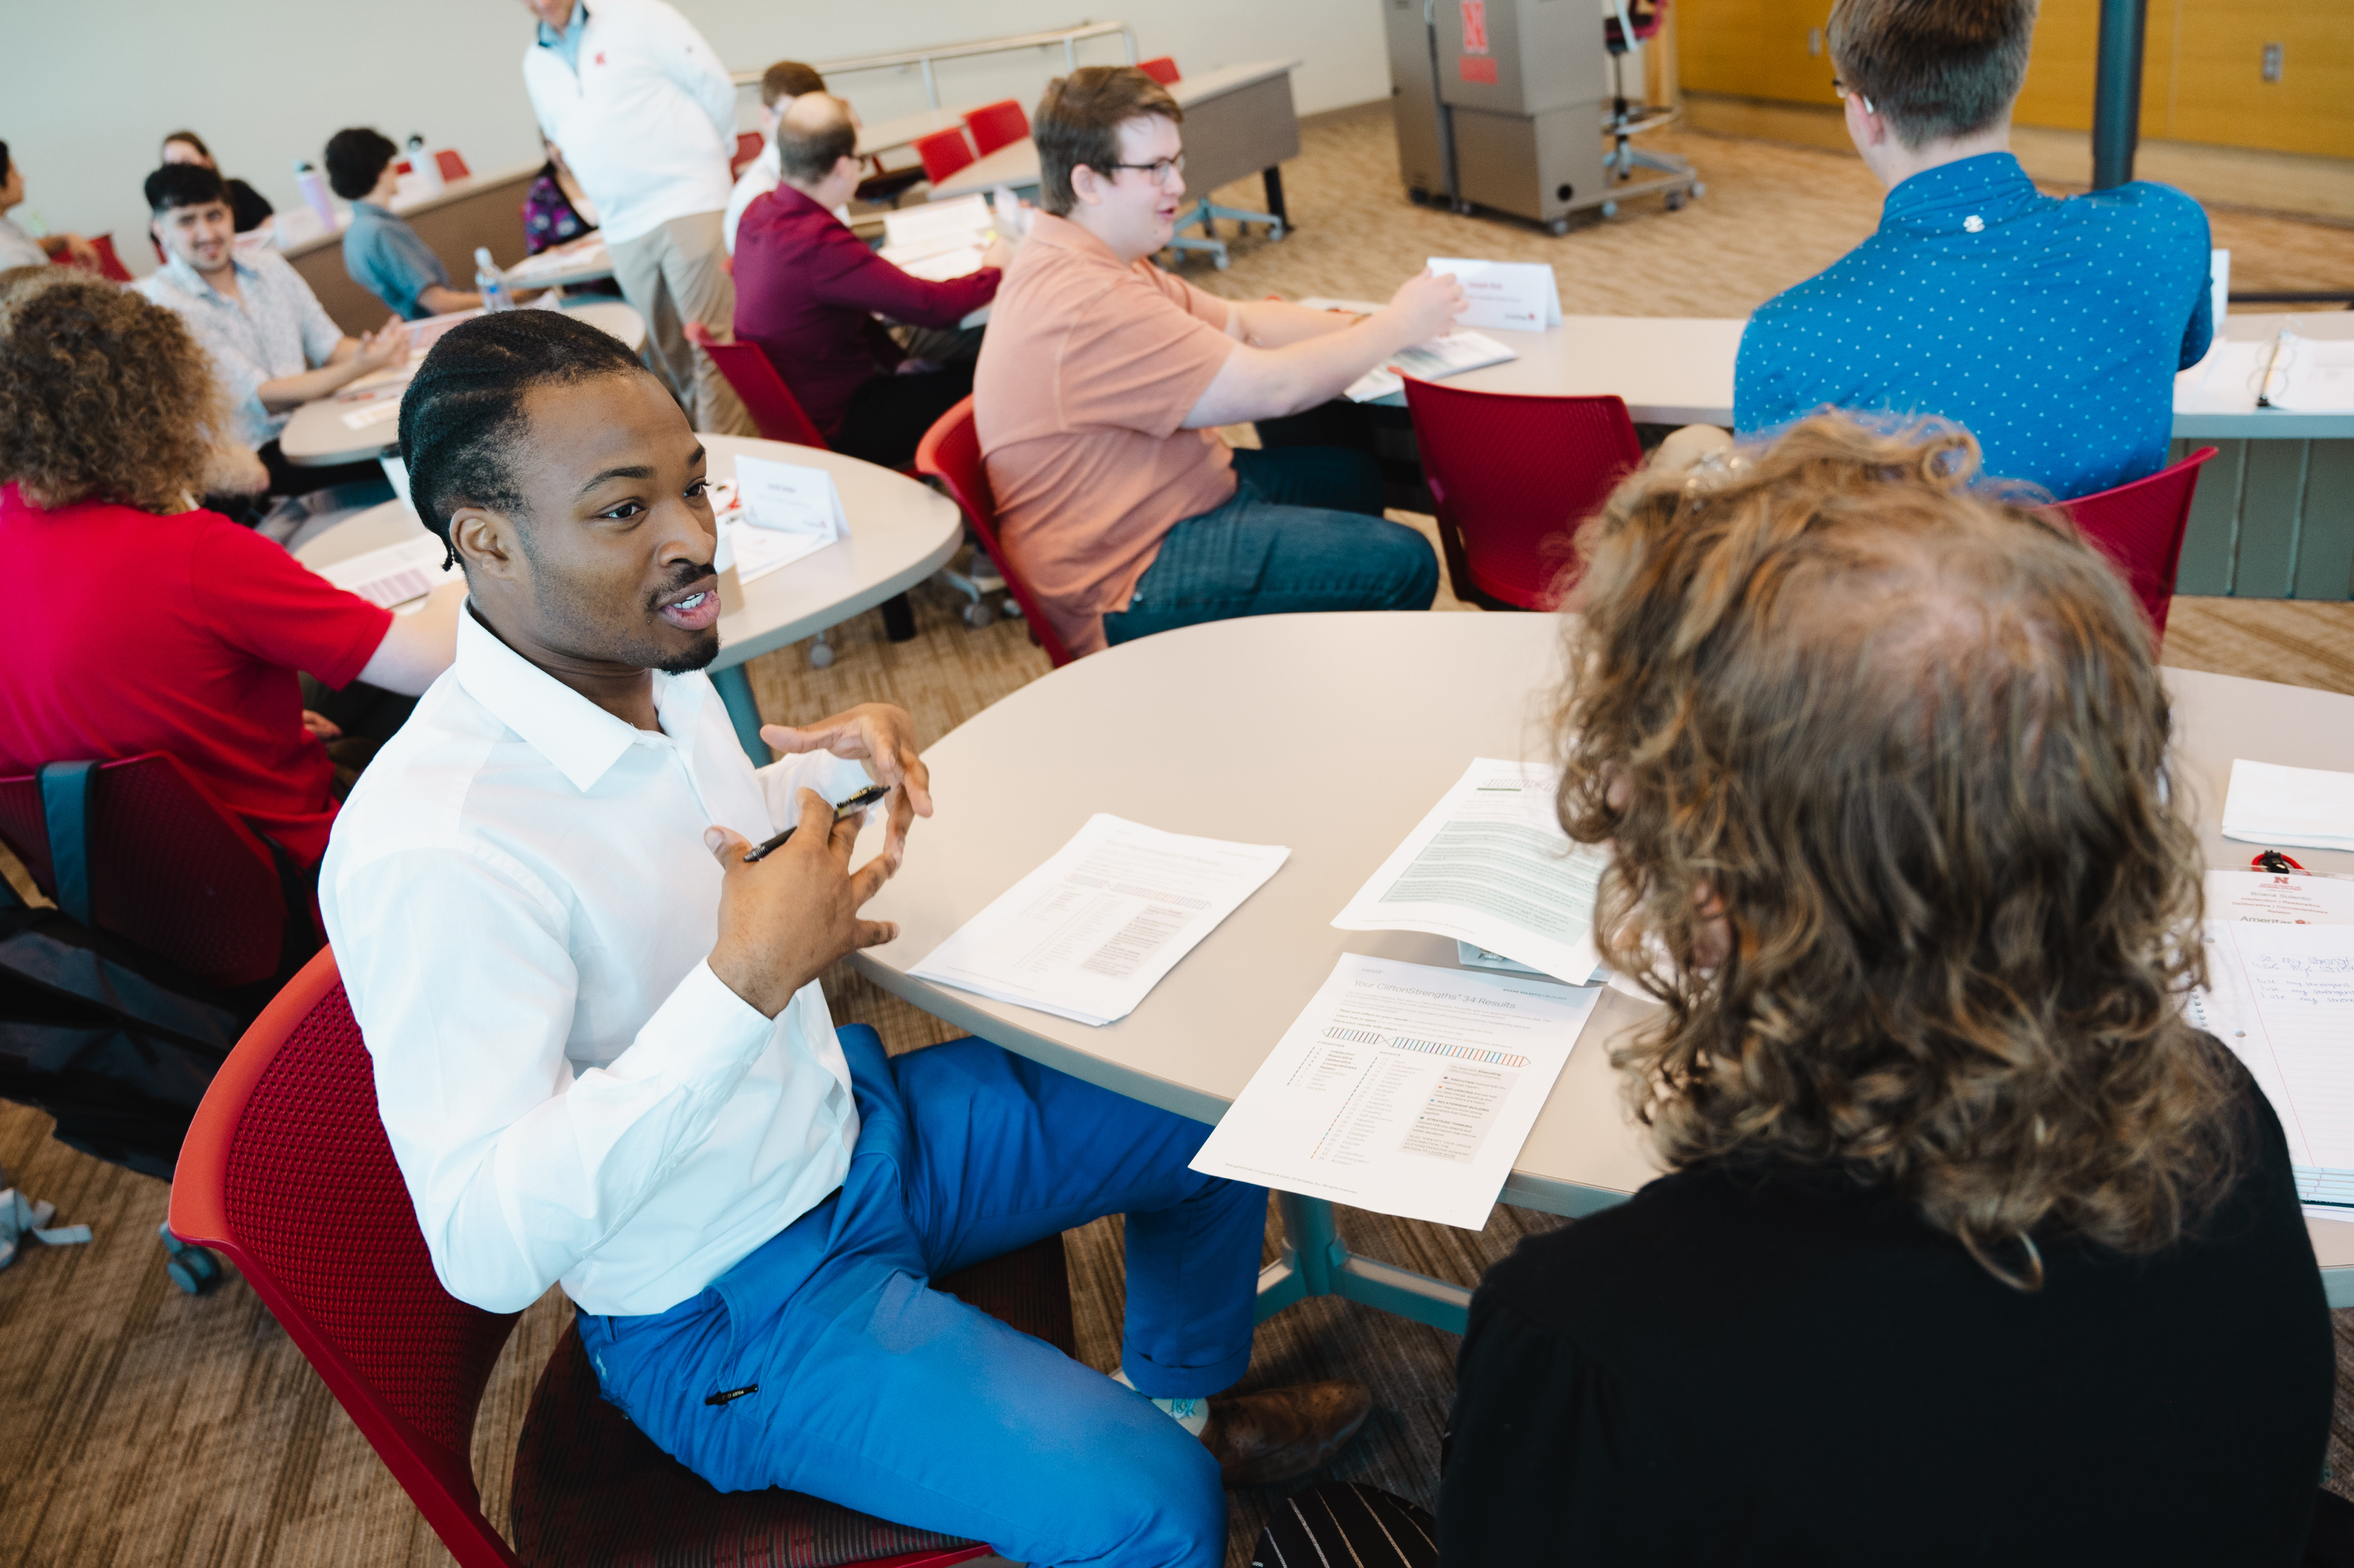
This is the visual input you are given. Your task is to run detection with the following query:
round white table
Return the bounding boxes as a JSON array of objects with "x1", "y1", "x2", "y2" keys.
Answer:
[
  {"x1": 849, "y1": 611, "x2": 2354, "y2": 1332},
  {"x1": 278, "y1": 300, "x2": 647, "y2": 468},
  {"x1": 294, "y1": 433, "x2": 962, "y2": 760}
]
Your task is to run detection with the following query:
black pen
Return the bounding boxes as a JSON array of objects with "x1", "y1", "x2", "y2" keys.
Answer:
[{"x1": 742, "y1": 783, "x2": 892, "y2": 863}]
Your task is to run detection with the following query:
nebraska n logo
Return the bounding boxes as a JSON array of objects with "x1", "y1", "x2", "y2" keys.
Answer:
[{"x1": 1461, "y1": 0, "x2": 1489, "y2": 54}]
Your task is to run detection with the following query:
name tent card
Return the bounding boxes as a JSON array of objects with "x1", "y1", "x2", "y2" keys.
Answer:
[
  {"x1": 734, "y1": 455, "x2": 846, "y2": 544},
  {"x1": 1426, "y1": 257, "x2": 1563, "y2": 333}
]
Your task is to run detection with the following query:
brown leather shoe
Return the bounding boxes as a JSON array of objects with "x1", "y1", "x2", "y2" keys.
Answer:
[{"x1": 1199, "y1": 1379, "x2": 1373, "y2": 1487}]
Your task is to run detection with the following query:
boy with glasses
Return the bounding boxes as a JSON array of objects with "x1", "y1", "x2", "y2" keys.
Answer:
[{"x1": 974, "y1": 66, "x2": 1466, "y2": 658}]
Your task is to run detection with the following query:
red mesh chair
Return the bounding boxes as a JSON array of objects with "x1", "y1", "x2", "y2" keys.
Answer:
[
  {"x1": 682, "y1": 321, "x2": 829, "y2": 449},
  {"x1": 2058, "y1": 446, "x2": 2216, "y2": 646},
  {"x1": 1400, "y1": 378, "x2": 1644, "y2": 611},
  {"x1": 732, "y1": 131, "x2": 766, "y2": 178},
  {"x1": 0, "y1": 752, "x2": 309, "y2": 990},
  {"x1": 912, "y1": 128, "x2": 977, "y2": 188},
  {"x1": 960, "y1": 100, "x2": 1029, "y2": 158},
  {"x1": 169, "y1": 946, "x2": 1078, "y2": 1568},
  {"x1": 1137, "y1": 56, "x2": 1181, "y2": 85},
  {"x1": 916, "y1": 397, "x2": 1075, "y2": 667}
]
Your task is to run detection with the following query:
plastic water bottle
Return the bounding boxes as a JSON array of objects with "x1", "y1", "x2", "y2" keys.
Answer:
[
  {"x1": 294, "y1": 160, "x2": 337, "y2": 231},
  {"x1": 474, "y1": 247, "x2": 515, "y2": 312},
  {"x1": 407, "y1": 135, "x2": 444, "y2": 195}
]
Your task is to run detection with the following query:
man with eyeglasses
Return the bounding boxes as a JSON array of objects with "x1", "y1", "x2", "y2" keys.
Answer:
[
  {"x1": 974, "y1": 65, "x2": 1465, "y2": 659},
  {"x1": 1732, "y1": 0, "x2": 2213, "y2": 503}
]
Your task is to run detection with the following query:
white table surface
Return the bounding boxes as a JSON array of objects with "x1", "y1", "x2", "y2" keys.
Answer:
[
  {"x1": 1326, "y1": 308, "x2": 2348, "y2": 439},
  {"x1": 278, "y1": 300, "x2": 645, "y2": 468},
  {"x1": 929, "y1": 59, "x2": 1303, "y2": 201},
  {"x1": 848, "y1": 610, "x2": 2354, "y2": 1298},
  {"x1": 859, "y1": 107, "x2": 968, "y2": 160},
  {"x1": 293, "y1": 433, "x2": 963, "y2": 668}
]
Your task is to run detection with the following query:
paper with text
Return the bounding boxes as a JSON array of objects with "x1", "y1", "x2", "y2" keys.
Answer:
[
  {"x1": 314, "y1": 534, "x2": 451, "y2": 609},
  {"x1": 909, "y1": 815, "x2": 1290, "y2": 1026},
  {"x1": 2207, "y1": 869, "x2": 2354, "y2": 925},
  {"x1": 734, "y1": 455, "x2": 846, "y2": 543},
  {"x1": 1191, "y1": 953, "x2": 1599, "y2": 1229},
  {"x1": 1334, "y1": 760, "x2": 1610, "y2": 983},
  {"x1": 1344, "y1": 331, "x2": 1516, "y2": 403},
  {"x1": 2189, "y1": 919, "x2": 2354, "y2": 1208},
  {"x1": 1426, "y1": 257, "x2": 1563, "y2": 332},
  {"x1": 2221, "y1": 759, "x2": 2354, "y2": 852}
]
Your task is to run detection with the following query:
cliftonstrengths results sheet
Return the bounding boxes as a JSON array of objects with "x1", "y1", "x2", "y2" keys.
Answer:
[{"x1": 1192, "y1": 954, "x2": 1601, "y2": 1229}]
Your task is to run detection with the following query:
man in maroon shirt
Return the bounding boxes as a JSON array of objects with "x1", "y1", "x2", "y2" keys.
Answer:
[{"x1": 733, "y1": 95, "x2": 1008, "y2": 468}]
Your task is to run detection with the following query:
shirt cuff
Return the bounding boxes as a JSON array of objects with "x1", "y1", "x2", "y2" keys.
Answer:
[{"x1": 646, "y1": 958, "x2": 780, "y2": 1078}]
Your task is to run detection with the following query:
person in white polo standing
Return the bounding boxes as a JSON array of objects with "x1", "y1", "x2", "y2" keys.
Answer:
[{"x1": 519, "y1": 0, "x2": 751, "y2": 435}]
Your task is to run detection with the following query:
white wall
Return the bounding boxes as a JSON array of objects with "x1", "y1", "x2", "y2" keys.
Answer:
[{"x1": 3, "y1": 1, "x2": 1390, "y2": 278}]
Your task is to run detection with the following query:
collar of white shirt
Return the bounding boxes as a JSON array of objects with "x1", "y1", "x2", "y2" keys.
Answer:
[
  {"x1": 453, "y1": 605, "x2": 712, "y2": 792},
  {"x1": 162, "y1": 249, "x2": 257, "y2": 303}
]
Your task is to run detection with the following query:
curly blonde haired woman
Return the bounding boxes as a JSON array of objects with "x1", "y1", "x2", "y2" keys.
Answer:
[
  {"x1": 0, "y1": 273, "x2": 461, "y2": 866},
  {"x1": 1438, "y1": 415, "x2": 2331, "y2": 1566}
]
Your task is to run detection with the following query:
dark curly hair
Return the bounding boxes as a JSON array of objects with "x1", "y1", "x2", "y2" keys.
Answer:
[
  {"x1": 397, "y1": 308, "x2": 650, "y2": 567},
  {"x1": 325, "y1": 127, "x2": 399, "y2": 202},
  {"x1": 0, "y1": 273, "x2": 224, "y2": 512},
  {"x1": 1554, "y1": 412, "x2": 2240, "y2": 1289}
]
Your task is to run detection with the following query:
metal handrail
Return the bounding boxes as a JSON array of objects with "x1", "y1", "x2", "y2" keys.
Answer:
[{"x1": 730, "y1": 20, "x2": 1137, "y2": 108}]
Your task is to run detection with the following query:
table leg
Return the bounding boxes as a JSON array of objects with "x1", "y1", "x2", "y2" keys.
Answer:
[
  {"x1": 1261, "y1": 167, "x2": 1290, "y2": 231},
  {"x1": 1254, "y1": 1191, "x2": 1472, "y2": 1335},
  {"x1": 710, "y1": 664, "x2": 772, "y2": 763},
  {"x1": 880, "y1": 592, "x2": 918, "y2": 643}
]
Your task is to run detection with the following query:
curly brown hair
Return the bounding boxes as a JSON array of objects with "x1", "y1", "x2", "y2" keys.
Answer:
[
  {"x1": 1555, "y1": 413, "x2": 2240, "y2": 1288},
  {"x1": 0, "y1": 272, "x2": 223, "y2": 513}
]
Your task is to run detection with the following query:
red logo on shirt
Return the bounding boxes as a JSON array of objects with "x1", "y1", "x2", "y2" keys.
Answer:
[
  {"x1": 593, "y1": 50, "x2": 607, "y2": 66},
  {"x1": 1461, "y1": 0, "x2": 1489, "y2": 55}
]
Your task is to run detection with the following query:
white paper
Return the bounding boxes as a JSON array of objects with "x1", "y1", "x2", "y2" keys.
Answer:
[
  {"x1": 1333, "y1": 759, "x2": 1608, "y2": 984},
  {"x1": 339, "y1": 397, "x2": 403, "y2": 431},
  {"x1": 2206, "y1": 869, "x2": 2354, "y2": 925},
  {"x1": 314, "y1": 534, "x2": 452, "y2": 608},
  {"x1": 2278, "y1": 340, "x2": 2354, "y2": 414},
  {"x1": 885, "y1": 194, "x2": 993, "y2": 253},
  {"x1": 2190, "y1": 919, "x2": 2354, "y2": 1209},
  {"x1": 1344, "y1": 330, "x2": 1518, "y2": 403},
  {"x1": 2221, "y1": 759, "x2": 2354, "y2": 851},
  {"x1": 1190, "y1": 953, "x2": 1600, "y2": 1229},
  {"x1": 894, "y1": 244, "x2": 987, "y2": 282},
  {"x1": 734, "y1": 455, "x2": 845, "y2": 541},
  {"x1": 505, "y1": 237, "x2": 610, "y2": 283},
  {"x1": 909, "y1": 814, "x2": 1290, "y2": 1026},
  {"x1": 1426, "y1": 257, "x2": 1563, "y2": 332}
]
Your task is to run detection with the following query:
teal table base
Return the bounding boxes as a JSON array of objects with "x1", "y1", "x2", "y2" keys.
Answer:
[
  {"x1": 711, "y1": 664, "x2": 771, "y2": 764},
  {"x1": 1253, "y1": 1191, "x2": 1473, "y2": 1335}
]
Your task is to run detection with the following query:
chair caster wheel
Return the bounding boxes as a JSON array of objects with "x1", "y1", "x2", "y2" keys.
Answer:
[
  {"x1": 1546, "y1": 217, "x2": 1570, "y2": 236},
  {"x1": 1452, "y1": 200, "x2": 1474, "y2": 217},
  {"x1": 1600, "y1": 200, "x2": 1619, "y2": 219},
  {"x1": 962, "y1": 601, "x2": 994, "y2": 629},
  {"x1": 1691, "y1": 181, "x2": 1707, "y2": 198},
  {"x1": 160, "y1": 1225, "x2": 223, "y2": 1295},
  {"x1": 807, "y1": 639, "x2": 834, "y2": 669},
  {"x1": 1213, "y1": 254, "x2": 1230, "y2": 270},
  {"x1": 1665, "y1": 190, "x2": 1688, "y2": 211}
]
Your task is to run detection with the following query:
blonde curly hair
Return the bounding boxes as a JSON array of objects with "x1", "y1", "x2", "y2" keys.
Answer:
[
  {"x1": 0, "y1": 272, "x2": 224, "y2": 513},
  {"x1": 1555, "y1": 412, "x2": 2240, "y2": 1289}
]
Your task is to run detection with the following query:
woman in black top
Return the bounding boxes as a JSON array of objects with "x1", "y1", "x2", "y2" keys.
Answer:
[
  {"x1": 160, "y1": 131, "x2": 271, "y2": 234},
  {"x1": 1438, "y1": 412, "x2": 2333, "y2": 1565}
]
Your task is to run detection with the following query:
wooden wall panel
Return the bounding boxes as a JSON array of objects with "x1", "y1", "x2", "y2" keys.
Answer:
[{"x1": 2167, "y1": 1, "x2": 2354, "y2": 161}]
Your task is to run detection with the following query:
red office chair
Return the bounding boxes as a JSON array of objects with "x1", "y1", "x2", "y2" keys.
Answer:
[
  {"x1": 436, "y1": 149, "x2": 472, "y2": 183},
  {"x1": 168, "y1": 946, "x2": 1079, "y2": 1568},
  {"x1": 912, "y1": 127, "x2": 977, "y2": 188},
  {"x1": 1137, "y1": 56, "x2": 1181, "y2": 85},
  {"x1": 682, "y1": 321, "x2": 829, "y2": 448},
  {"x1": 2057, "y1": 447, "x2": 2216, "y2": 646},
  {"x1": 731, "y1": 131, "x2": 766, "y2": 178},
  {"x1": 961, "y1": 100, "x2": 1029, "y2": 159},
  {"x1": 0, "y1": 752, "x2": 311, "y2": 991},
  {"x1": 915, "y1": 397, "x2": 1075, "y2": 667},
  {"x1": 1400, "y1": 379, "x2": 1644, "y2": 610}
]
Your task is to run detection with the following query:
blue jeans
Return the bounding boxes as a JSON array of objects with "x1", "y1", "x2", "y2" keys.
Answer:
[
  {"x1": 1103, "y1": 446, "x2": 1438, "y2": 646},
  {"x1": 576, "y1": 1028, "x2": 1266, "y2": 1567}
]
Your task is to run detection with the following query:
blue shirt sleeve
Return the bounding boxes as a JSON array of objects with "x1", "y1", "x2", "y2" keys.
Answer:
[
  {"x1": 347, "y1": 214, "x2": 454, "y2": 321},
  {"x1": 1733, "y1": 303, "x2": 1801, "y2": 437}
]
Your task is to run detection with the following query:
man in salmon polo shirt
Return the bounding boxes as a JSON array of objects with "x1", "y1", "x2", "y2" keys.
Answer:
[{"x1": 974, "y1": 66, "x2": 1465, "y2": 658}]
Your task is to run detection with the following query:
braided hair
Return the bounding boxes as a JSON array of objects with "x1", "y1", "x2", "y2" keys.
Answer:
[{"x1": 397, "y1": 309, "x2": 650, "y2": 569}]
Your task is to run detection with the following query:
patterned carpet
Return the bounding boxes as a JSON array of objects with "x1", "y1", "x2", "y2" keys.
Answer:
[{"x1": 5, "y1": 100, "x2": 2353, "y2": 1568}]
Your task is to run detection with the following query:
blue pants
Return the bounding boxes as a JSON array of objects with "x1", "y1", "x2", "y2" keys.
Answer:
[
  {"x1": 1102, "y1": 446, "x2": 1439, "y2": 646},
  {"x1": 577, "y1": 1029, "x2": 1268, "y2": 1567}
]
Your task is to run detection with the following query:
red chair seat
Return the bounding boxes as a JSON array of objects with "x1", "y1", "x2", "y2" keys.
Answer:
[
  {"x1": 2057, "y1": 446, "x2": 2216, "y2": 646},
  {"x1": 1137, "y1": 56, "x2": 1181, "y2": 85},
  {"x1": 960, "y1": 101, "x2": 1029, "y2": 159},
  {"x1": 510, "y1": 1237, "x2": 1074, "y2": 1568},
  {"x1": 684, "y1": 322, "x2": 829, "y2": 449},
  {"x1": 912, "y1": 129, "x2": 977, "y2": 188},
  {"x1": 915, "y1": 397, "x2": 1076, "y2": 666}
]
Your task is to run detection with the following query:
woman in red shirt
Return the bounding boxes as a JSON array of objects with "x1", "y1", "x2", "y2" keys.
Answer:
[{"x1": 0, "y1": 273, "x2": 461, "y2": 866}]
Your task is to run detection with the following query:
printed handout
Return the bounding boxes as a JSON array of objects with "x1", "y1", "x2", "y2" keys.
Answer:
[
  {"x1": 1191, "y1": 953, "x2": 1600, "y2": 1229},
  {"x1": 2189, "y1": 919, "x2": 2354, "y2": 1210},
  {"x1": 909, "y1": 815, "x2": 1290, "y2": 1026},
  {"x1": 1333, "y1": 759, "x2": 1610, "y2": 984}
]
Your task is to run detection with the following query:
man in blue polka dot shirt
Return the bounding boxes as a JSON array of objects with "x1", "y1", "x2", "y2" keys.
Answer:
[{"x1": 1734, "y1": 0, "x2": 2213, "y2": 501}]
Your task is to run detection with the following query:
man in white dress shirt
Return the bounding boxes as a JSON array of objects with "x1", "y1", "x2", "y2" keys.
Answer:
[
  {"x1": 322, "y1": 310, "x2": 1370, "y2": 1565},
  {"x1": 518, "y1": 0, "x2": 750, "y2": 435},
  {"x1": 722, "y1": 59, "x2": 825, "y2": 255}
]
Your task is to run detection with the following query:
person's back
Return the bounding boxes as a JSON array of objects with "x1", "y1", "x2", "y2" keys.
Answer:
[
  {"x1": 1437, "y1": 411, "x2": 2332, "y2": 1561},
  {"x1": 1731, "y1": 0, "x2": 2211, "y2": 500},
  {"x1": 1450, "y1": 1115, "x2": 2325, "y2": 1564}
]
